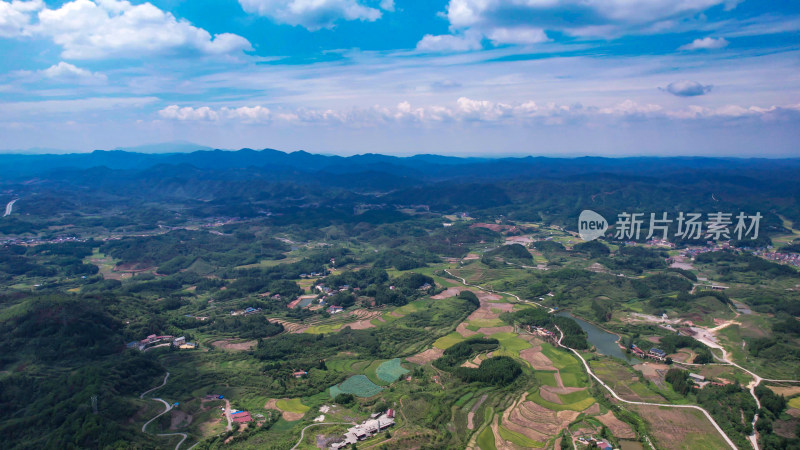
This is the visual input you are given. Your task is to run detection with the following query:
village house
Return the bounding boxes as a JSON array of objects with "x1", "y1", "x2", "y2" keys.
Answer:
[
  {"x1": 328, "y1": 305, "x2": 344, "y2": 314},
  {"x1": 293, "y1": 370, "x2": 307, "y2": 378}
]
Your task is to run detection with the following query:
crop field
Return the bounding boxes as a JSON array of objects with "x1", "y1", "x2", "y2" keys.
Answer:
[
  {"x1": 528, "y1": 390, "x2": 595, "y2": 412},
  {"x1": 375, "y1": 358, "x2": 409, "y2": 383},
  {"x1": 275, "y1": 398, "x2": 309, "y2": 414},
  {"x1": 329, "y1": 375, "x2": 383, "y2": 398},
  {"x1": 434, "y1": 331, "x2": 471, "y2": 349},
  {"x1": 629, "y1": 405, "x2": 731, "y2": 450},
  {"x1": 534, "y1": 371, "x2": 558, "y2": 387},
  {"x1": 477, "y1": 426, "x2": 497, "y2": 450},
  {"x1": 498, "y1": 424, "x2": 546, "y2": 448}
]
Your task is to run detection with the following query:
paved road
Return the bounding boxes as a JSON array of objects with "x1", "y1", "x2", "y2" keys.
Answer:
[
  {"x1": 444, "y1": 268, "x2": 553, "y2": 312},
  {"x1": 140, "y1": 372, "x2": 191, "y2": 450},
  {"x1": 3, "y1": 199, "x2": 18, "y2": 217},
  {"x1": 553, "y1": 325, "x2": 739, "y2": 450}
]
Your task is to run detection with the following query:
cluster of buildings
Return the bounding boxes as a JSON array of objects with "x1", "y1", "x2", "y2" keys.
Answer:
[
  {"x1": 630, "y1": 344, "x2": 666, "y2": 361},
  {"x1": 576, "y1": 436, "x2": 614, "y2": 449},
  {"x1": 524, "y1": 325, "x2": 557, "y2": 341},
  {"x1": 753, "y1": 250, "x2": 800, "y2": 267},
  {"x1": 0, "y1": 235, "x2": 85, "y2": 247},
  {"x1": 330, "y1": 410, "x2": 395, "y2": 449},
  {"x1": 127, "y1": 334, "x2": 196, "y2": 350},
  {"x1": 230, "y1": 306, "x2": 262, "y2": 316},
  {"x1": 300, "y1": 270, "x2": 328, "y2": 278}
]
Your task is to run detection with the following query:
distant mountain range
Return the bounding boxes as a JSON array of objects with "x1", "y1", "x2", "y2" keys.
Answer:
[{"x1": 1, "y1": 146, "x2": 798, "y2": 183}]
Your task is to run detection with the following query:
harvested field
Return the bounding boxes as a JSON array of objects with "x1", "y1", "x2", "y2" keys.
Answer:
[
  {"x1": 210, "y1": 339, "x2": 256, "y2": 351},
  {"x1": 767, "y1": 385, "x2": 800, "y2": 397},
  {"x1": 406, "y1": 348, "x2": 444, "y2": 365},
  {"x1": 629, "y1": 405, "x2": 731, "y2": 450},
  {"x1": 519, "y1": 343, "x2": 557, "y2": 371},
  {"x1": 475, "y1": 325, "x2": 514, "y2": 335},
  {"x1": 264, "y1": 399, "x2": 305, "y2": 421},
  {"x1": 538, "y1": 387, "x2": 563, "y2": 404},
  {"x1": 596, "y1": 412, "x2": 636, "y2": 439},
  {"x1": 457, "y1": 322, "x2": 479, "y2": 337},
  {"x1": 466, "y1": 394, "x2": 488, "y2": 430},
  {"x1": 432, "y1": 287, "x2": 462, "y2": 299},
  {"x1": 501, "y1": 393, "x2": 579, "y2": 445},
  {"x1": 266, "y1": 318, "x2": 307, "y2": 333}
]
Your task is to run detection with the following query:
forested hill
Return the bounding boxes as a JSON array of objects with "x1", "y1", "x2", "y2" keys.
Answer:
[
  {"x1": 1, "y1": 149, "x2": 800, "y2": 234},
  {"x1": 1, "y1": 148, "x2": 799, "y2": 183}
]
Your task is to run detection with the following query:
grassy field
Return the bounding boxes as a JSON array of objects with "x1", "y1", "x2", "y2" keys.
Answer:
[
  {"x1": 434, "y1": 331, "x2": 471, "y2": 349},
  {"x1": 498, "y1": 424, "x2": 546, "y2": 448},
  {"x1": 477, "y1": 426, "x2": 497, "y2": 450},
  {"x1": 534, "y1": 371, "x2": 558, "y2": 387},
  {"x1": 528, "y1": 391, "x2": 595, "y2": 412},
  {"x1": 275, "y1": 398, "x2": 309, "y2": 414}
]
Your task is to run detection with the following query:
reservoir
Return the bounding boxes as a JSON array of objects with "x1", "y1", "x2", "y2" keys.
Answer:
[{"x1": 557, "y1": 312, "x2": 633, "y2": 361}]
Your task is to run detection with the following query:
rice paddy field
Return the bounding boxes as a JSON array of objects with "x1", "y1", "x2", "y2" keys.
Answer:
[{"x1": 329, "y1": 375, "x2": 384, "y2": 398}]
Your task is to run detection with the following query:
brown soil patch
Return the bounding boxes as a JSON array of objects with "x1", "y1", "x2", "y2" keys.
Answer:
[
  {"x1": 538, "y1": 387, "x2": 563, "y2": 404},
  {"x1": 264, "y1": 398, "x2": 305, "y2": 421},
  {"x1": 266, "y1": 318, "x2": 307, "y2": 333},
  {"x1": 519, "y1": 342, "x2": 557, "y2": 371},
  {"x1": 432, "y1": 287, "x2": 462, "y2": 299},
  {"x1": 406, "y1": 348, "x2": 444, "y2": 365},
  {"x1": 501, "y1": 393, "x2": 579, "y2": 445},
  {"x1": 211, "y1": 339, "x2": 256, "y2": 351},
  {"x1": 787, "y1": 408, "x2": 800, "y2": 418},
  {"x1": 596, "y1": 412, "x2": 636, "y2": 439},
  {"x1": 346, "y1": 319, "x2": 376, "y2": 330},
  {"x1": 466, "y1": 394, "x2": 488, "y2": 430},
  {"x1": 629, "y1": 405, "x2": 727, "y2": 450},
  {"x1": 169, "y1": 409, "x2": 193, "y2": 430},
  {"x1": 767, "y1": 385, "x2": 800, "y2": 397},
  {"x1": 584, "y1": 403, "x2": 602, "y2": 415},
  {"x1": 634, "y1": 362, "x2": 669, "y2": 380},
  {"x1": 457, "y1": 322, "x2": 479, "y2": 337},
  {"x1": 475, "y1": 325, "x2": 514, "y2": 335}
]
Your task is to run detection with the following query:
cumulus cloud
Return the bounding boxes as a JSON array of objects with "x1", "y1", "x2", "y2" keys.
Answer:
[
  {"x1": 158, "y1": 97, "x2": 800, "y2": 128},
  {"x1": 679, "y1": 36, "x2": 729, "y2": 50},
  {"x1": 486, "y1": 27, "x2": 549, "y2": 45},
  {"x1": 7, "y1": 0, "x2": 251, "y2": 59},
  {"x1": 0, "y1": 0, "x2": 41, "y2": 37},
  {"x1": 416, "y1": 32, "x2": 482, "y2": 52},
  {"x1": 41, "y1": 61, "x2": 107, "y2": 84},
  {"x1": 422, "y1": 0, "x2": 738, "y2": 52},
  {"x1": 661, "y1": 80, "x2": 713, "y2": 97},
  {"x1": 238, "y1": 0, "x2": 391, "y2": 30}
]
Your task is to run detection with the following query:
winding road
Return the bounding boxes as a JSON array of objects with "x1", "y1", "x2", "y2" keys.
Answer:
[
  {"x1": 553, "y1": 325, "x2": 738, "y2": 450},
  {"x1": 140, "y1": 372, "x2": 191, "y2": 450}
]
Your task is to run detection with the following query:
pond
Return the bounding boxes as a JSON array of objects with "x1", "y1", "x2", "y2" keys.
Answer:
[{"x1": 557, "y1": 311, "x2": 634, "y2": 361}]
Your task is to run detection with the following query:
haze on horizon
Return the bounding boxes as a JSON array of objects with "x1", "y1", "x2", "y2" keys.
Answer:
[{"x1": 1, "y1": 0, "x2": 799, "y2": 157}]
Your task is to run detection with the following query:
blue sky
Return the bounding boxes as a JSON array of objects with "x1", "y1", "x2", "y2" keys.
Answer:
[{"x1": 0, "y1": 0, "x2": 799, "y2": 156}]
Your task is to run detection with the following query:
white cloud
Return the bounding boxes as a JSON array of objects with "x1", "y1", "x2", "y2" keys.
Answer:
[
  {"x1": 158, "y1": 98, "x2": 799, "y2": 128},
  {"x1": 661, "y1": 80, "x2": 712, "y2": 97},
  {"x1": 416, "y1": 32, "x2": 482, "y2": 52},
  {"x1": 679, "y1": 36, "x2": 729, "y2": 50},
  {"x1": 41, "y1": 61, "x2": 107, "y2": 84},
  {"x1": 423, "y1": 0, "x2": 740, "y2": 51},
  {"x1": 237, "y1": 0, "x2": 390, "y2": 30},
  {"x1": 0, "y1": 96, "x2": 158, "y2": 116},
  {"x1": 0, "y1": 0, "x2": 41, "y2": 37},
  {"x1": 487, "y1": 27, "x2": 549, "y2": 45},
  {"x1": 27, "y1": 0, "x2": 251, "y2": 59}
]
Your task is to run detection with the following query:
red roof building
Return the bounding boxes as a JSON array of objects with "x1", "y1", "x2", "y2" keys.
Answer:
[{"x1": 232, "y1": 411, "x2": 252, "y2": 423}]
